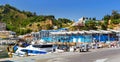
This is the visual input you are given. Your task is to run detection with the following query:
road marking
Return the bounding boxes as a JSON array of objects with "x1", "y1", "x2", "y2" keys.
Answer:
[{"x1": 95, "y1": 58, "x2": 108, "y2": 62}]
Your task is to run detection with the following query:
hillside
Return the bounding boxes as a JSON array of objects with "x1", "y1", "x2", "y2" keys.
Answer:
[
  {"x1": 103, "y1": 10, "x2": 120, "y2": 30},
  {"x1": 0, "y1": 4, "x2": 119, "y2": 35},
  {"x1": 0, "y1": 4, "x2": 73, "y2": 35}
]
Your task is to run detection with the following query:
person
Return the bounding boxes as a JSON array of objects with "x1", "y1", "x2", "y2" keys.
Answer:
[
  {"x1": 73, "y1": 46, "x2": 76, "y2": 52},
  {"x1": 7, "y1": 44, "x2": 14, "y2": 58},
  {"x1": 117, "y1": 41, "x2": 120, "y2": 47}
]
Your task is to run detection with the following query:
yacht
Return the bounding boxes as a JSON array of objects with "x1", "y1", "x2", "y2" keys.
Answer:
[{"x1": 13, "y1": 44, "x2": 53, "y2": 56}]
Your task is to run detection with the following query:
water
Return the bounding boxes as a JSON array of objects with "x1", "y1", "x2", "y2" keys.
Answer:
[{"x1": 0, "y1": 45, "x2": 9, "y2": 59}]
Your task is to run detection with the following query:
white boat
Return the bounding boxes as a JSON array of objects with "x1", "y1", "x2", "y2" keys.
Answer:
[{"x1": 13, "y1": 44, "x2": 53, "y2": 56}]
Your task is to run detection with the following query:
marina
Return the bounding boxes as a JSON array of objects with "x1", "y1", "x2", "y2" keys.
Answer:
[
  {"x1": 0, "y1": 1, "x2": 120, "y2": 62},
  {"x1": 1, "y1": 29, "x2": 119, "y2": 58},
  {"x1": 0, "y1": 29, "x2": 119, "y2": 59}
]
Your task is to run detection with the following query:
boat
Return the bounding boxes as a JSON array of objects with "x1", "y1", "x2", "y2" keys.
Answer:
[{"x1": 13, "y1": 44, "x2": 53, "y2": 56}]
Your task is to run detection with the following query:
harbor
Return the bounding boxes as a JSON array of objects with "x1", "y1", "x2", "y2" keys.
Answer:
[
  {"x1": 0, "y1": 29, "x2": 120, "y2": 58},
  {"x1": 0, "y1": 1, "x2": 120, "y2": 62}
]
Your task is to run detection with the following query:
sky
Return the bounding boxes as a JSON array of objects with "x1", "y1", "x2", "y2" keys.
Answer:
[{"x1": 0, "y1": 0, "x2": 120, "y2": 21}]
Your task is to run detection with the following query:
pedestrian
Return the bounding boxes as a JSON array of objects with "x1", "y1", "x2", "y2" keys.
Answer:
[
  {"x1": 7, "y1": 44, "x2": 14, "y2": 58},
  {"x1": 117, "y1": 41, "x2": 120, "y2": 48}
]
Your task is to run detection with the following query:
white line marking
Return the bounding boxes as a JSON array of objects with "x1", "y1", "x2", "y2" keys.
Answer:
[{"x1": 95, "y1": 58, "x2": 108, "y2": 62}]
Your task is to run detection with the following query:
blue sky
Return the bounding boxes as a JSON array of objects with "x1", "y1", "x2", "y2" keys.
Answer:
[{"x1": 0, "y1": 0, "x2": 120, "y2": 21}]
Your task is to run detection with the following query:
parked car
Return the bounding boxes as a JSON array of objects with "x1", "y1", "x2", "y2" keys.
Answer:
[
  {"x1": 53, "y1": 44, "x2": 69, "y2": 52},
  {"x1": 79, "y1": 44, "x2": 89, "y2": 52}
]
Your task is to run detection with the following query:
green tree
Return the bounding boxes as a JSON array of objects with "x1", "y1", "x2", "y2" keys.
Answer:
[
  {"x1": 84, "y1": 20, "x2": 97, "y2": 30},
  {"x1": 103, "y1": 15, "x2": 111, "y2": 21},
  {"x1": 111, "y1": 10, "x2": 120, "y2": 20},
  {"x1": 46, "y1": 24, "x2": 53, "y2": 30},
  {"x1": 0, "y1": 4, "x2": 74, "y2": 35},
  {"x1": 26, "y1": 29, "x2": 32, "y2": 33},
  {"x1": 111, "y1": 19, "x2": 120, "y2": 24},
  {"x1": 101, "y1": 23, "x2": 107, "y2": 30},
  {"x1": 92, "y1": 17, "x2": 96, "y2": 20},
  {"x1": 58, "y1": 18, "x2": 72, "y2": 24}
]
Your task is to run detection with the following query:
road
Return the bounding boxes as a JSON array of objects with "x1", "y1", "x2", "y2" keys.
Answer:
[
  {"x1": 36, "y1": 48, "x2": 120, "y2": 62},
  {"x1": 1, "y1": 48, "x2": 120, "y2": 62},
  {"x1": 63, "y1": 48, "x2": 120, "y2": 62}
]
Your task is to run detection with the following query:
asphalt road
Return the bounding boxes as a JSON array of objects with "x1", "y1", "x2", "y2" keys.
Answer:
[
  {"x1": 1, "y1": 48, "x2": 120, "y2": 62},
  {"x1": 41, "y1": 48, "x2": 120, "y2": 62},
  {"x1": 68, "y1": 48, "x2": 120, "y2": 62}
]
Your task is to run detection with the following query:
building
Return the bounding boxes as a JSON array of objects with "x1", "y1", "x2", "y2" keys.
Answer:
[
  {"x1": 23, "y1": 34, "x2": 34, "y2": 41},
  {"x1": 31, "y1": 28, "x2": 69, "y2": 42},
  {"x1": 50, "y1": 30, "x2": 120, "y2": 43},
  {"x1": 0, "y1": 31, "x2": 16, "y2": 39},
  {"x1": 31, "y1": 28, "x2": 120, "y2": 43},
  {"x1": 72, "y1": 17, "x2": 88, "y2": 26},
  {"x1": 0, "y1": 22, "x2": 6, "y2": 31}
]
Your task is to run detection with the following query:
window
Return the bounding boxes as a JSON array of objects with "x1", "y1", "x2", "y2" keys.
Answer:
[{"x1": 32, "y1": 45, "x2": 52, "y2": 48}]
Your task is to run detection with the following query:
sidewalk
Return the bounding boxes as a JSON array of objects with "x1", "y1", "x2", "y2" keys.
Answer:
[{"x1": 0, "y1": 52, "x2": 81, "y2": 62}]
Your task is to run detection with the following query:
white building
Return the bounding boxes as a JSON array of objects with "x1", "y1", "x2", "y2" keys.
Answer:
[{"x1": 72, "y1": 17, "x2": 87, "y2": 26}]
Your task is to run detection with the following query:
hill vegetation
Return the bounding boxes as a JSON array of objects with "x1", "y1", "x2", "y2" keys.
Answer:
[
  {"x1": 71, "y1": 10, "x2": 120, "y2": 31},
  {"x1": 0, "y1": 4, "x2": 119, "y2": 35},
  {"x1": 0, "y1": 4, "x2": 73, "y2": 35},
  {"x1": 103, "y1": 10, "x2": 120, "y2": 30}
]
